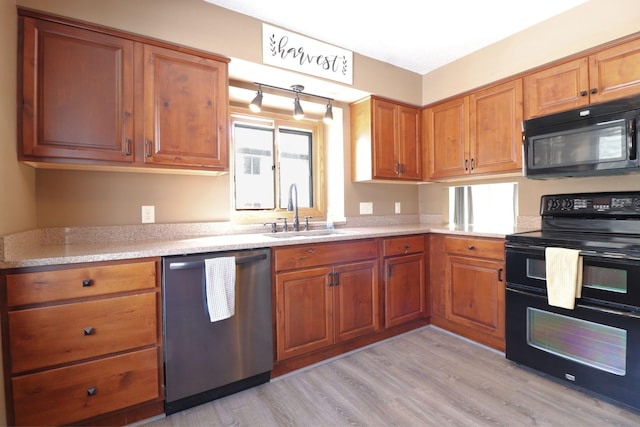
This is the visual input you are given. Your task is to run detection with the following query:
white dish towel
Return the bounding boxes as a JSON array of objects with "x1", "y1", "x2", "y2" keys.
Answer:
[
  {"x1": 204, "y1": 257, "x2": 236, "y2": 322},
  {"x1": 545, "y1": 247, "x2": 583, "y2": 310}
]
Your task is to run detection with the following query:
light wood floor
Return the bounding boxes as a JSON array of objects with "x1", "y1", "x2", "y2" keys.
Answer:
[{"x1": 146, "y1": 326, "x2": 640, "y2": 426}]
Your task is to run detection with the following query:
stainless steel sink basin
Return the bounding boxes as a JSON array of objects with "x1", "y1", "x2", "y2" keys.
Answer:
[{"x1": 263, "y1": 229, "x2": 351, "y2": 239}]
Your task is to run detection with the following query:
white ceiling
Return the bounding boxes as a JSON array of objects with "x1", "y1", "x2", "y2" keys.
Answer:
[{"x1": 204, "y1": 0, "x2": 587, "y2": 75}]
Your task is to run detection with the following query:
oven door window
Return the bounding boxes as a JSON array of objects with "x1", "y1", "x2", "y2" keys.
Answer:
[
  {"x1": 526, "y1": 258, "x2": 627, "y2": 294},
  {"x1": 527, "y1": 307, "x2": 627, "y2": 375}
]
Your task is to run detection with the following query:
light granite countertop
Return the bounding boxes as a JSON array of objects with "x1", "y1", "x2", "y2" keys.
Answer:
[{"x1": 0, "y1": 219, "x2": 539, "y2": 269}]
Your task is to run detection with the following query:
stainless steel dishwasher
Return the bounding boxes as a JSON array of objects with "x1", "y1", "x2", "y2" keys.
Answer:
[{"x1": 162, "y1": 248, "x2": 273, "y2": 415}]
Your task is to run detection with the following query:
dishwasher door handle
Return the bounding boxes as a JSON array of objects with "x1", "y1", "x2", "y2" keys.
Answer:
[{"x1": 169, "y1": 253, "x2": 268, "y2": 270}]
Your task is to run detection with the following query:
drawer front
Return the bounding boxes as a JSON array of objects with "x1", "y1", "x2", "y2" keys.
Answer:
[
  {"x1": 383, "y1": 235, "x2": 425, "y2": 257},
  {"x1": 7, "y1": 261, "x2": 157, "y2": 306},
  {"x1": 274, "y1": 240, "x2": 378, "y2": 271},
  {"x1": 444, "y1": 236, "x2": 504, "y2": 260},
  {"x1": 12, "y1": 347, "x2": 160, "y2": 426},
  {"x1": 9, "y1": 292, "x2": 158, "y2": 373}
]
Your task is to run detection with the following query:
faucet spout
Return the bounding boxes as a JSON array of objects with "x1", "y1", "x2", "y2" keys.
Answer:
[{"x1": 287, "y1": 183, "x2": 299, "y2": 231}]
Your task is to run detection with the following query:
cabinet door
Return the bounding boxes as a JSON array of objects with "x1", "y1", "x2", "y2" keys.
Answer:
[
  {"x1": 20, "y1": 17, "x2": 134, "y2": 163},
  {"x1": 446, "y1": 255, "x2": 505, "y2": 340},
  {"x1": 333, "y1": 261, "x2": 379, "y2": 343},
  {"x1": 143, "y1": 44, "x2": 228, "y2": 169},
  {"x1": 469, "y1": 79, "x2": 523, "y2": 175},
  {"x1": 425, "y1": 97, "x2": 469, "y2": 179},
  {"x1": 275, "y1": 267, "x2": 333, "y2": 360},
  {"x1": 372, "y1": 99, "x2": 399, "y2": 178},
  {"x1": 523, "y1": 58, "x2": 590, "y2": 119},
  {"x1": 397, "y1": 105, "x2": 422, "y2": 180},
  {"x1": 384, "y1": 254, "x2": 425, "y2": 328},
  {"x1": 589, "y1": 38, "x2": 640, "y2": 104}
]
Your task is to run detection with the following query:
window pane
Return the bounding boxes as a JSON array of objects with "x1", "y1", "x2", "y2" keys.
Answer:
[
  {"x1": 234, "y1": 124, "x2": 275, "y2": 209},
  {"x1": 449, "y1": 182, "x2": 517, "y2": 229},
  {"x1": 278, "y1": 128, "x2": 312, "y2": 209}
]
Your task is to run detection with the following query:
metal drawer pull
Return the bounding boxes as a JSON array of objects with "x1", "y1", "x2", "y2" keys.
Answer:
[
  {"x1": 498, "y1": 268, "x2": 503, "y2": 282},
  {"x1": 87, "y1": 387, "x2": 97, "y2": 396},
  {"x1": 84, "y1": 327, "x2": 94, "y2": 336},
  {"x1": 82, "y1": 279, "x2": 93, "y2": 287},
  {"x1": 468, "y1": 245, "x2": 475, "y2": 250}
]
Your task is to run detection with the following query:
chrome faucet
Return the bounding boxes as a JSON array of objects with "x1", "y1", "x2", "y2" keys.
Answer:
[{"x1": 287, "y1": 183, "x2": 299, "y2": 231}]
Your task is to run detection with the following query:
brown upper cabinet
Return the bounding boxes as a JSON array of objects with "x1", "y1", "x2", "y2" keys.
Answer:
[
  {"x1": 18, "y1": 13, "x2": 229, "y2": 173},
  {"x1": 351, "y1": 96, "x2": 422, "y2": 182},
  {"x1": 524, "y1": 38, "x2": 640, "y2": 119},
  {"x1": 424, "y1": 79, "x2": 523, "y2": 180}
]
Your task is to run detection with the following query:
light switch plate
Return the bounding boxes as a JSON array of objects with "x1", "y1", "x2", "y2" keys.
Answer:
[
  {"x1": 141, "y1": 205, "x2": 155, "y2": 223},
  {"x1": 360, "y1": 202, "x2": 373, "y2": 215},
  {"x1": 395, "y1": 202, "x2": 401, "y2": 214}
]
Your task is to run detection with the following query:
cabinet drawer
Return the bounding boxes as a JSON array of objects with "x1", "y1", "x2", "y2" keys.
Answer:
[
  {"x1": 444, "y1": 236, "x2": 504, "y2": 260},
  {"x1": 383, "y1": 235, "x2": 425, "y2": 257},
  {"x1": 12, "y1": 347, "x2": 160, "y2": 426},
  {"x1": 6, "y1": 261, "x2": 157, "y2": 306},
  {"x1": 9, "y1": 292, "x2": 158, "y2": 373},
  {"x1": 274, "y1": 240, "x2": 378, "y2": 271}
]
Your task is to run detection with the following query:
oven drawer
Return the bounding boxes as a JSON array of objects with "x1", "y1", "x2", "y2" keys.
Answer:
[
  {"x1": 12, "y1": 347, "x2": 160, "y2": 426},
  {"x1": 505, "y1": 287, "x2": 640, "y2": 412},
  {"x1": 9, "y1": 292, "x2": 158, "y2": 373}
]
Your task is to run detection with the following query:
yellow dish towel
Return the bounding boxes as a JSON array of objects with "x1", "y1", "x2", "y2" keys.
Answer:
[
  {"x1": 204, "y1": 257, "x2": 236, "y2": 322},
  {"x1": 545, "y1": 247, "x2": 583, "y2": 309}
]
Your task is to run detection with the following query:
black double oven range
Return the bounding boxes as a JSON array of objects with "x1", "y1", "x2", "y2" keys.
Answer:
[{"x1": 505, "y1": 191, "x2": 640, "y2": 412}]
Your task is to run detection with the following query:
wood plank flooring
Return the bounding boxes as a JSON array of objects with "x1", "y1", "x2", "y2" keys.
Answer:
[{"x1": 145, "y1": 326, "x2": 640, "y2": 426}]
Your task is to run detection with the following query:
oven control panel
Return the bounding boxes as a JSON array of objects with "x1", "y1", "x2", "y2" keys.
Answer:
[{"x1": 541, "y1": 192, "x2": 640, "y2": 217}]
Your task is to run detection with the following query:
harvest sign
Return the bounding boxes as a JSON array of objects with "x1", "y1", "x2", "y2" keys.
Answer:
[{"x1": 262, "y1": 23, "x2": 353, "y2": 85}]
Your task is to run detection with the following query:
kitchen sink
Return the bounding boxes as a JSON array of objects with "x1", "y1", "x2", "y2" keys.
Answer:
[{"x1": 263, "y1": 229, "x2": 353, "y2": 239}]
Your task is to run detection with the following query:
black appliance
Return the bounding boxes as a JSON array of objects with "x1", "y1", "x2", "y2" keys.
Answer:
[
  {"x1": 162, "y1": 248, "x2": 273, "y2": 415},
  {"x1": 505, "y1": 192, "x2": 640, "y2": 412},
  {"x1": 523, "y1": 95, "x2": 640, "y2": 178}
]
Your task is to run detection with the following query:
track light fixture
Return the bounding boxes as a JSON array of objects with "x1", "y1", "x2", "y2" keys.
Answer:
[
  {"x1": 291, "y1": 85, "x2": 305, "y2": 120},
  {"x1": 249, "y1": 85, "x2": 263, "y2": 112},
  {"x1": 249, "y1": 82, "x2": 334, "y2": 123},
  {"x1": 323, "y1": 101, "x2": 333, "y2": 124}
]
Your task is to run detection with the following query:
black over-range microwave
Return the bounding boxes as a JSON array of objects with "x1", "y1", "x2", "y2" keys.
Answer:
[{"x1": 523, "y1": 95, "x2": 640, "y2": 179}]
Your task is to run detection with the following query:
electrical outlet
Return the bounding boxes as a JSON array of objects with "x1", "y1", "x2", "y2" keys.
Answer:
[
  {"x1": 141, "y1": 205, "x2": 155, "y2": 224},
  {"x1": 395, "y1": 202, "x2": 401, "y2": 214},
  {"x1": 359, "y1": 202, "x2": 373, "y2": 215}
]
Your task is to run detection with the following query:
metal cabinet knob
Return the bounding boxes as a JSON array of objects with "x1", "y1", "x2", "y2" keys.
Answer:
[
  {"x1": 468, "y1": 245, "x2": 475, "y2": 250},
  {"x1": 84, "y1": 327, "x2": 94, "y2": 336},
  {"x1": 82, "y1": 279, "x2": 93, "y2": 287},
  {"x1": 87, "y1": 387, "x2": 97, "y2": 396}
]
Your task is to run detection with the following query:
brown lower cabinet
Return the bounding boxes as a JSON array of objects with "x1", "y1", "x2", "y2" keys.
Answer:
[
  {"x1": 1, "y1": 259, "x2": 163, "y2": 426},
  {"x1": 273, "y1": 240, "x2": 380, "y2": 361},
  {"x1": 382, "y1": 235, "x2": 427, "y2": 327},
  {"x1": 430, "y1": 234, "x2": 505, "y2": 351}
]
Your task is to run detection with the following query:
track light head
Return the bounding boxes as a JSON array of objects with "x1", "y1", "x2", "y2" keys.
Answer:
[
  {"x1": 249, "y1": 87, "x2": 263, "y2": 112},
  {"x1": 293, "y1": 94, "x2": 304, "y2": 120},
  {"x1": 323, "y1": 101, "x2": 333, "y2": 124}
]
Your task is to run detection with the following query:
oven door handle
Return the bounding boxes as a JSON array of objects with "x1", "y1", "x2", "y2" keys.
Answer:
[{"x1": 576, "y1": 303, "x2": 640, "y2": 319}]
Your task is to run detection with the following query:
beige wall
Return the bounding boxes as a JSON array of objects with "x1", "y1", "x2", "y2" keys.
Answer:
[
  {"x1": 419, "y1": 0, "x2": 640, "y2": 219},
  {"x1": 13, "y1": 0, "x2": 421, "y2": 227},
  {"x1": 0, "y1": 0, "x2": 36, "y2": 235},
  {"x1": 7, "y1": 0, "x2": 640, "y2": 228}
]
